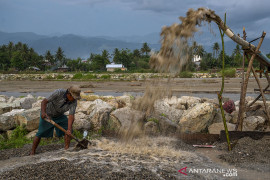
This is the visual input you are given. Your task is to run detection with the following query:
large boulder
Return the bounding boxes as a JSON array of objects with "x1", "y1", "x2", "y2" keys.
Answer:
[
  {"x1": 154, "y1": 100, "x2": 183, "y2": 123},
  {"x1": 243, "y1": 116, "x2": 266, "y2": 131},
  {"x1": 212, "y1": 109, "x2": 232, "y2": 123},
  {"x1": 110, "y1": 107, "x2": 145, "y2": 132},
  {"x1": 15, "y1": 107, "x2": 40, "y2": 131},
  {"x1": 179, "y1": 102, "x2": 215, "y2": 133},
  {"x1": 208, "y1": 122, "x2": 236, "y2": 134},
  {"x1": 26, "y1": 129, "x2": 38, "y2": 139},
  {"x1": 32, "y1": 100, "x2": 42, "y2": 109},
  {"x1": 73, "y1": 112, "x2": 91, "y2": 130},
  {"x1": 178, "y1": 96, "x2": 201, "y2": 109},
  {"x1": 0, "y1": 95, "x2": 8, "y2": 103},
  {"x1": 7, "y1": 96, "x2": 16, "y2": 103},
  {"x1": 14, "y1": 94, "x2": 37, "y2": 109},
  {"x1": 144, "y1": 121, "x2": 159, "y2": 136},
  {"x1": 76, "y1": 101, "x2": 94, "y2": 114},
  {"x1": 115, "y1": 95, "x2": 132, "y2": 106},
  {"x1": 0, "y1": 102, "x2": 21, "y2": 115},
  {"x1": 88, "y1": 99, "x2": 113, "y2": 131},
  {"x1": 0, "y1": 109, "x2": 25, "y2": 131},
  {"x1": 157, "y1": 116, "x2": 179, "y2": 135}
]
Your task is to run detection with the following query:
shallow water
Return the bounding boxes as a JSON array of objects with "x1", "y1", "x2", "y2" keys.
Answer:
[{"x1": 0, "y1": 91, "x2": 265, "y2": 101}]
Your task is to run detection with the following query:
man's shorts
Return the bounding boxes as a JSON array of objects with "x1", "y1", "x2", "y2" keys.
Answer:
[{"x1": 36, "y1": 114, "x2": 68, "y2": 138}]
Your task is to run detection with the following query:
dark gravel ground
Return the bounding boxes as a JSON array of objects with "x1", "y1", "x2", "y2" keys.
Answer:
[
  {"x1": 1, "y1": 136, "x2": 270, "y2": 179},
  {"x1": 216, "y1": 136, "x2": 270, "y2": 172},
  {"x1": 0, "y1": 138, "x2": 225, "y2": 180},
  {"x1": 0, "y1": 142, "x2": 76, "y2": 161}
]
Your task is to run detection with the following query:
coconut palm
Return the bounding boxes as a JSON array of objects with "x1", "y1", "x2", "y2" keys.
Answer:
[{"x1": 212, "y1": 42, "x2": 220, "y2": 58}]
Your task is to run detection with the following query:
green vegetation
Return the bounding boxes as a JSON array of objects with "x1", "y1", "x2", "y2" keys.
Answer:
[
  {"x1": 223, "y1": 68, "x2": 236, "y2": 78},
  {"x1": 45, "y1": 75, "x2": 54, "y2": 80},
  {"x1": 0, "y1": 126, "x2": 84, "y2": 150},
  {"x1": 0, "y1": 126, "x2": 32, "y2": 149},
  {"x1": 72, "y1": 73, "x2": 83, "y2": 79},
  {"x1": 1, "y1": 39, "x2": 268, "y2": 74},
  {"x1": 100, "y1": 74, "x2": 111, "y2": 79},
  {"x1": 147, "y1": 118, "x2": 159, "y2": 124},
  {"x1": 56, "y1": 74, "x2": 64, "y2": 79},
  {"x1": 179, "y1": 71, "x2": 193, "y2": 78}
]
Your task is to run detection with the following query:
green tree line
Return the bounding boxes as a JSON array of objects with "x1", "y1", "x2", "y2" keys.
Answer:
[{"x1": 1, "y1": 41, "x2": 269, "y2": 73}]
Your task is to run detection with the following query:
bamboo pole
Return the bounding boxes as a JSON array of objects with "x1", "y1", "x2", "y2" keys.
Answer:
[
  {"x1": 248, "y1": 85, "x2": 269, "y2": 107},
  {"x1": 236, "y1": 28, "x2": 246, "y2": 131},
  {"x1": 217, "y1": 13, "x2": 231, "y2": 151},
  {"x1": 265, "y1": 71, "x2": 270, "y2": 86},
  {"x1": 236, "y1": 31, "x2": 266, "y2": 131},
  {"x1": 251, "y1": 66, "x2": 270, "y2": 123}
]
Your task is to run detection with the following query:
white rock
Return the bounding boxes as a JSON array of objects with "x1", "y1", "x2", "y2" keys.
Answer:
[
  {"x1": 110, "y1": 107, "x2": 145, "y2": 131},
  {"x1": 32, "y1": 100, "x2": 42, "y2": 108},
  {"x1": 0, "y1": 95, "x2": 7, "y2": 103},
  {"x1": 243, "y1": 116, "x2": 265, "y2": 131},
  {"x1": 0, "y1": 102, "x2": 21, "y2": 115},
  {"x1": 15, "y1": 107, "x2": 40, "y2": 131},
  {"x1": 7, "y1": 96, "x2": 16, "y2": 103},
  {"x1": 88, "y1": 99, "x2": 113, "y2": 131},
  {"x1": 154, "y1": 100, "x2": 183, "y2": 123},
  {"x1": 73, "y1": 112, "x2": 91, "y2": 130},
  {"x1": 178, "y1": 96, "x2": 201, "y2": 109},
  {"x1": 179, "y1": 103, "x2": 215, "y2": 133},
  {"x1": 26, "y1": 129, "x2": 38, "y2": 139}
]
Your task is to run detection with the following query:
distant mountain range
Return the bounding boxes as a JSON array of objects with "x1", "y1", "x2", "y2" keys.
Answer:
[{"x1": 0, "y1": 31, "x2": 269, "y2": 59}]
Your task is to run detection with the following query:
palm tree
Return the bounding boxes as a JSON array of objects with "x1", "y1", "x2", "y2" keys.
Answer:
[
  {"x1": 55, "y1": 47, "x2": 65, "y2": 65},
  {"x1": 212, "y1": 42, "x2": 220, "y2": 58},
  {"x1": 140, "y1": 42, "x2": 151, "y2": 56},
  {"x1": 233, "y1": 44, "x2": 241, "y2": 56},
  {"x1": 45, "y1": 50, "x2": 55, "y2": 65},
  {"x1": 7, "y1": 42, "x2": 14, "y2": 59}
]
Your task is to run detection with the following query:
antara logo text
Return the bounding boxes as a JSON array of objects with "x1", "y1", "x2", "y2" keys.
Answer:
[{"x1": 178, "y1": 167, "x2": 237, "y2": 177}]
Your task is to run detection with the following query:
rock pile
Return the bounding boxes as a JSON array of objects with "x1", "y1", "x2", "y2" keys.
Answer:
[{"x1": 0, "y1": 93, "x2": 268, "y2": 141}]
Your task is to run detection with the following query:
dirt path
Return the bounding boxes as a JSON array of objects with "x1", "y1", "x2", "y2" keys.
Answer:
[{"x1": 0, "y1": 78, "x2": 267, "y2": 94}]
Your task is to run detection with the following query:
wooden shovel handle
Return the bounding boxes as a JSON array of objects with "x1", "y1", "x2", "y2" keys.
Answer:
[{"x1": 44, "y1": 117, "x2": 78, "y2": 141}]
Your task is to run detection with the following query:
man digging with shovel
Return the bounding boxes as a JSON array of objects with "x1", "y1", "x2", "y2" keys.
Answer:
[{"x1": 30, "y1": 85, "x2": 81, "y2": 155}]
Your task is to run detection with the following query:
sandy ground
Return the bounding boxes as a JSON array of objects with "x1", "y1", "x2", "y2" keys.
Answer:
[{"x1": 0, "y1": 78, "x2": 268, "y2": 94}]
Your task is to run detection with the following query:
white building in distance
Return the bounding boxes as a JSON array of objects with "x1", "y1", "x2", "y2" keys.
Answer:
[{"x1": 106, "y1": 63, "x2": 127, "y2": 72}]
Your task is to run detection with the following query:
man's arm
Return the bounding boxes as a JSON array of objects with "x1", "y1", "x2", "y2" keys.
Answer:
[
  {"x1": 66, "y1": 114, "x2": 75, "y2": 136},
  {"x1": 41, "y1": 98, "x2": 49, "y2": 119}
]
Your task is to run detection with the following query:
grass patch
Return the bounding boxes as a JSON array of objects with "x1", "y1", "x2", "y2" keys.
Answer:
[
  {"x1": 179, "y1": 71, "x2": 193, "y2": 78},
  {"x1": 0, "y1": 126, "x2": 32, "y2": 149},
  {"x1": 72, "y1": 73, "x2": 83, "y2": 79},
  {"x1": 0, "y1": 127, "x2": 84, "y2": 150},
  {"x1": 147, "y1": 118, "x2": 159, "y2": 124},
  {"x1": 56, "y1": 74, "x2": 64, "y2": 79},
  {"x1": 82, "y1": 74, "x2": 97, "y2": 80},
  {"x1": 223, "y1": 68, "x2": 236, "y2": 78},
  {"x1": 100, "y1": 74, "x2": 111, "y2": 79},
  {"x1": 45, "y1": 75, "x2": 54, "y2": 80}
]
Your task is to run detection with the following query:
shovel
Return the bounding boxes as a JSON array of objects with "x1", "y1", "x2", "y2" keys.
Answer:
[{"x1": 44, "y1": 117, "x2": 90, "y2": 149}]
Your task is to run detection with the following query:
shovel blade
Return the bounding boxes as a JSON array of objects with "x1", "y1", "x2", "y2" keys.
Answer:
[{"x1": 74, "y1": 139, "x2": 90, "y2": 150}]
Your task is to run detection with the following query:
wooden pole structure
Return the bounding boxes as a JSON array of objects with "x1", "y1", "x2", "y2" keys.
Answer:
[
  {"x1": 236, "y1": 31, "x2": 266, "y2": 131},
  {"x1": 236, "y1": 28, "x2": 247, "y2": 131},
  {"x1": 248, "y1": 85, "x2": 269, "y2": 107},
  {"x1": 251, "y1": 66, "x2": 270, "y2": 123},
  {"x1": 265, "y1": 71, "x2": 270, "y2": 86}
]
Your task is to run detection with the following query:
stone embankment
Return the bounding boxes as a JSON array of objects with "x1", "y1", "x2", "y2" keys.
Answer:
[
  {"x1": 0, "y1": 72, "x2": 247, "y2": 81},
  {"x1": 0, "y1": 93, "x2": 268, "y2": 140}
]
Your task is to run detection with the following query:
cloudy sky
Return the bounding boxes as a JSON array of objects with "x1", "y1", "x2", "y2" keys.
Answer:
[{"x1": 0, "y1": 0, "x2": 269, "y2": 39}]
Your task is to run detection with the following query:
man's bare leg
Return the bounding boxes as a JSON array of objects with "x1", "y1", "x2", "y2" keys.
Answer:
[
  {"x1": 30, "y1": 136, "x2": 41, "y2": 155},
  {"x1": 64, "y1": 134, "x2": 71, "y2": 150}
]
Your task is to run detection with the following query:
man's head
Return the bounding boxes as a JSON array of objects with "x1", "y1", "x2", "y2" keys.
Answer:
[{"x1": 67, "y1": 85, "x2": 81, "y2": 101}]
